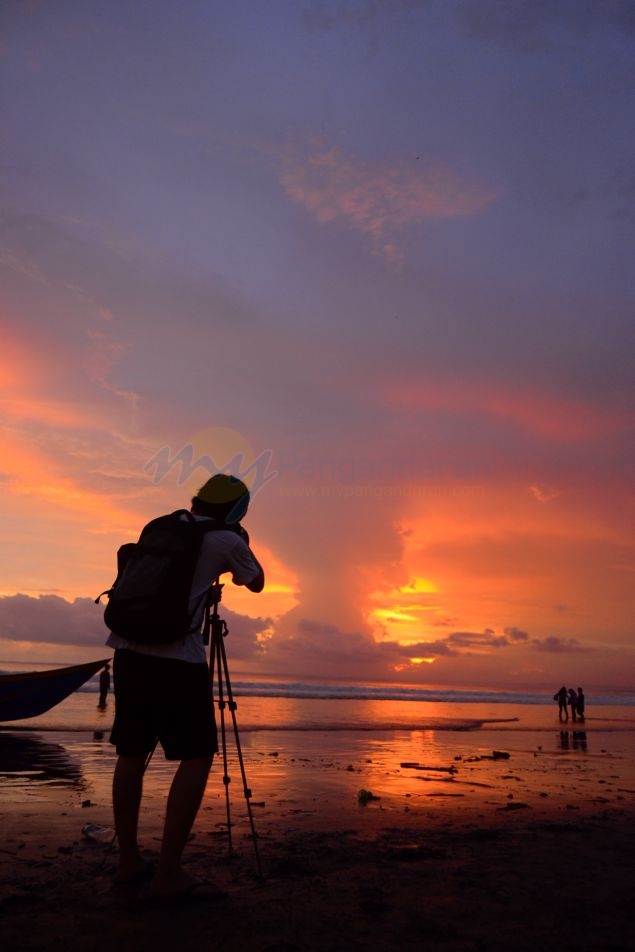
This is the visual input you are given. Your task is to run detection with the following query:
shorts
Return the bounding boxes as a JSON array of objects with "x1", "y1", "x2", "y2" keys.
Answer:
[{"x1": 109, "y1": 649, "x2": 218, "y2": 761}]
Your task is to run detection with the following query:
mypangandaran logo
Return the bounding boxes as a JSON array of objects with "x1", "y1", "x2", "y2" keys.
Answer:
[{"x1": 143, "y1": 427, "x2": 277, "y2": 504}]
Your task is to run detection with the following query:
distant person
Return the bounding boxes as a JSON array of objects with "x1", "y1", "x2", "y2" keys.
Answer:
[
  {"x1": 98, "y1": 662, "x2": 111, "y2": 708},
  {"x1": 576, "y1": 687, "x2": 585, "y2": 722},
  {"x1": 554, "y1": 685, "x2": 568, "y2": 721},
  {"x1": 568, "y1": 688, "x2": 578, "y2": 723}
]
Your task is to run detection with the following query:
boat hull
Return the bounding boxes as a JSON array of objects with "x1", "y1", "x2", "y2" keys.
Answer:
[{"x1": 0, "y1": 659, "x2": 110, "y2": 722}]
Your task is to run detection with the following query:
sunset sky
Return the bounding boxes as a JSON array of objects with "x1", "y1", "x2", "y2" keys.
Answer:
[{"x1": 1, "y1": 0, "x2": 634, "y2": 691}]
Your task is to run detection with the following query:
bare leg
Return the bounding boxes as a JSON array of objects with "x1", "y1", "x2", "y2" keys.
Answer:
[
  {"x1": 152, "y1": 753, "x2": 214, "y2": 896},
  {"x1": 112, "y1": 754, "x2": 147, "y2": 881}
]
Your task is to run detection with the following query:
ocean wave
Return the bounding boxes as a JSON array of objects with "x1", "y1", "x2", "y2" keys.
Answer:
[
  {"x1": 183, "y1": 680, "x2": 635, "y2": 707},
  {"x1": 3, "y1": 664, "x2": 632, "y2": 706}
]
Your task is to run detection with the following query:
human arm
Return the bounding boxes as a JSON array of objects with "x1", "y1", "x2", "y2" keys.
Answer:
[
  {"x1": 226, "y1": 533, "x2": 265, "y2": 593},
  {"x1": 245, "y1": 559, "x2": 264, "y2": 593}
]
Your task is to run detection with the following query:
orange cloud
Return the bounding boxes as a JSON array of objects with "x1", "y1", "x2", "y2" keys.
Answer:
[
  {"x1": 0, "y1": 330, "x2": 48, "y2": 388},
  {"x1": 529, "y1": 484, "x2": 561, "y2": 503},
  {"x1": 386, "y1": 487, "x2": 635, "y2": 659},
  {"x1": 0, "y1": 431, "x2": 137, "y2": 531},
  {"x1": 1, "y1": 315, "x2": 137, "y2": 429},
  {"x1": 1, "y1": 329, "x2": 94, "y2": 426},
  {"x1": 2, "y1": 398, "x2": 97, "y2": 429},
  {"x1": 388, "y1": 377, "x2": 632, "y2": 441},
  {"x1": 279, "y1": 140, "x2": 496, "y2": 257}
]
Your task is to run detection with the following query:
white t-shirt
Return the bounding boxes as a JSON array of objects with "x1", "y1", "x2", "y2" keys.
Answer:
[{"x1": 106, "y1": 514, "x2": 261, "y2": 663}]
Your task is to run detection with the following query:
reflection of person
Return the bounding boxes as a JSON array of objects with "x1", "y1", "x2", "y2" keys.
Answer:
[
  {"x1": 576, "y1": 687, "x2": 585, "y2": 721},
  {"x1": 568, "y1": 688, "x2": 578, "y2": 723},
  {"x1": 554, "y1": 686, "x2": 568, "y2": 721},
  {"x1": 98, "y1": 663, "x2": 111, "y2": 708},
  {"x1": 572, "y1": 731, "x2": 587, "y2": 751},
  {"x1": 106, "y1": 475, "x2": 265, "y2": 899}
]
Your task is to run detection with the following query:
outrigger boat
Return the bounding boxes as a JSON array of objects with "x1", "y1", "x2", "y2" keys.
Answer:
[{"x1": 0, "y1": 658, "x2": 110, "y2": 722}]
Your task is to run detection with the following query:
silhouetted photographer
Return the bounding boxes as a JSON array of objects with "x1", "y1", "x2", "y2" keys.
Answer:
[{"x1": 102, "y1": 474, "x2": 264, "y2": 900}]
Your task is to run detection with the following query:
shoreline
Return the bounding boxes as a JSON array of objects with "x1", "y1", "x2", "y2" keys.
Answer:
[{"x1": 3, "y1": 686, "x2": 635, "y2": 737}]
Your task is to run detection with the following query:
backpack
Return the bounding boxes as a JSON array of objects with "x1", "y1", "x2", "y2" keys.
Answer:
[{"x1": 97, "y1": 509, "x2": 234, "y2": 645}]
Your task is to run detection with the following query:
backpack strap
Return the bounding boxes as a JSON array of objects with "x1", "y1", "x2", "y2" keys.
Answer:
[{"x1": 94, "y1": 542, "x2": 137, "y2": 604}]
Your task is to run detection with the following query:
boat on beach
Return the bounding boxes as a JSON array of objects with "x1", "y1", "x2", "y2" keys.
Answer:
[{"x1": 0, "y1": 659, "x2": 110, "y2": 723}]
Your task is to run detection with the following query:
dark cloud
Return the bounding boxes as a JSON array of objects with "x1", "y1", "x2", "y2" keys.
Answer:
[
  {"x1": 216, "y1": 607, "x2": 272, "y2": 662},
  {"x1": 530, "y1": 635, "x2": 591, "y2": 653},
  {"x1": 0, "y1": 593, "x2": 105, "y2": 647},
  {"x1": 388, "y1": 627, "x2": 533, "y2": 659},
  {"x1": 504, "y1": 626, "x2": 529, "y2": 641},
  {"x1": 255, "y1": 618, "x2": 413, "y2": 680},
  {"x1": 384, "y1": 639, "x2": 457, "y2": 658},
  {"x1": 0, "y1": 593, "x2": 606, "y2": 684},
  {"x1": 273, "y1": 619, "x2": 381, "y2": 665},
  {"x1": 0, "y1": 593, "x2": 271, "y2": 658},
  {"x1": 446, "y1": 630, "x2": 511, "y2": 650},
  {"x1": 256, "y1": 620, "x2": 535, "y2": 681}
]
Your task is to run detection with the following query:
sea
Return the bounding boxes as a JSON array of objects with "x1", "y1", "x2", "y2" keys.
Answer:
[
  {"x1": 2, "y1": 661, "x2": 635, "y2": 734},
  {"x1": 2, "y1": 661, "x2": 634, "y2": 806}
]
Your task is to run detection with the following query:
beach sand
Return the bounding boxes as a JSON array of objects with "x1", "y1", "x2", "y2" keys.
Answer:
[{"x1": 1, "y1": 726, "x2": 634, "y2": 951}]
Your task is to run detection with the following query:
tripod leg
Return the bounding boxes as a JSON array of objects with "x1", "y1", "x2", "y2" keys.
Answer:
[
  {"x1": 213, "y1": 633, "x2": 233, "y2": 853},
  {"x1": 218, "y1": 637, "x2": 263, "y2": 879}
]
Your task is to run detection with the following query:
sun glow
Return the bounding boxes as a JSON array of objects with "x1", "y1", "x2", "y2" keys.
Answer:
[
  {"x1": 368, "y1": 572, "x2": 444, "y2": 643},
  {"x1": 399, "y1": 577, "x2": 438, "y2": 594}
]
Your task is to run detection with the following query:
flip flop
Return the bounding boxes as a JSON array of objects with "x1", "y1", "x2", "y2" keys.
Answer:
[{"x1": 150, "y1": 879, "x2": 228, "y2": 905}]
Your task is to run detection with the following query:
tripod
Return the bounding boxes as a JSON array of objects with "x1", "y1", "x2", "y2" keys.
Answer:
[{"x1": 205, "y1": 581, "x2": 262, "y2": 878}]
